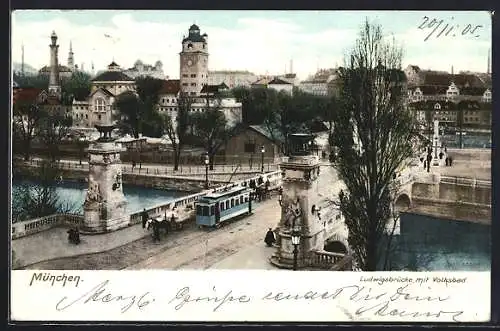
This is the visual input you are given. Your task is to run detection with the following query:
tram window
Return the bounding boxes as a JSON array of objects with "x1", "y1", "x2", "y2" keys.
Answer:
[
  {"x1": 202, "y1": 206, "x2": 209, "y2": 216},
  {"x1": 220, "y1": 202, "x2": 224, "y2": 211},
  {"x1": 240, "y1": 196, "x2": 243, "y2": 204},
  {"x1": 231, "y1": 199, "x2": 234, "y2": 207},
  {"x1": 235, "y1": 198, "x2": 239, "y2": 206},
  {"x1": 210, "y1": 205, "x2": 215, "y2": 215},
  {"x1": 245, "y1": 196, "x2": 249, "y2": 202},
  {"x1": 225, "y1": 201, "x2": 229, "y2": 209},
  {"x1": 197, "y1": 205, "x2": 202, "y2": 215}
]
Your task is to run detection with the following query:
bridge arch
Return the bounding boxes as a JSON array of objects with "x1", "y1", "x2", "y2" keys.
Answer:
[
  {"x1": 324, "y1": 240, "x2": 348, "y2": 254},
  {"x1": 394, "y1": 193, "x2": 411, "y2": 211}
]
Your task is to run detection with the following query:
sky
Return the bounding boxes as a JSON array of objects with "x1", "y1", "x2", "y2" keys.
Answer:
[{"x1": 11, "y1": 10, "x2": 492, "y2": 80}]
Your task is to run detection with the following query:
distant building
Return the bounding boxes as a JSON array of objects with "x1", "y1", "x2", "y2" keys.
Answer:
[
  {"x1": 268, "y1": 77, "x2": 293, "y2": 95},
  {"x1": 123, "y1": 60, "x2": 166, "y2": 79},
  {"x1": 298, "y1": 68, "x2": 339, "y2": 96},
  {"x1": 208, "y1": 70, "x2": 257, "y2": 88},
  {"x1": 71, "y1": 61, "x2": 135, "y2": 128},
  {"x1": 406, "y1": 65, "x2": 492, "y2": 129},
  {"x1": 224, "y1": 124, "x2": 284, "y2": 163}
]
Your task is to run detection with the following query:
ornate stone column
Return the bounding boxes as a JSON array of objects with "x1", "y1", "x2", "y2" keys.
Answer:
[
  {"x1": 83, "y1": 125, "x2": 129, "y2": 233},
  {"x1": 270, "y1": 133, "x2": 323, "y2": 269}
]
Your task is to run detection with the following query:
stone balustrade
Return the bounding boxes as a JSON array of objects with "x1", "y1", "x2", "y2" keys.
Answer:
[
  {"x1": 440, "y1": 175, "x2": 491, "y2": 188},
  {"x1": 309, "y1": 249, "x2": 351, "y2": 270},
  {"x1": 12, "y1": 213, "x2": 84, "y2": 239}
]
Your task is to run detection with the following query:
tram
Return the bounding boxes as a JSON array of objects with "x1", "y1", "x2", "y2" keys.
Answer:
[{"x1": 196, "y1": 186, "x2": 253, "y2": 228}]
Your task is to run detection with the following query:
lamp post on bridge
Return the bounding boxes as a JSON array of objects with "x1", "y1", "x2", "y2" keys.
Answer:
[
  {"x1": 204, "y1": 152, "x2": 209, "y2": 189},
  {"x1": 291, "y1": 226, "x2": 301, "y2": 271},
  {"x1": 261, "y1": 145, "x2": 265, "y2": 173}
]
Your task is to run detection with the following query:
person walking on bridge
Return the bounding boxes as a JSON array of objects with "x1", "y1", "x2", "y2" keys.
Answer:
[{"x1": 141, "y1": 208, "x2": 148, "y2": 229}]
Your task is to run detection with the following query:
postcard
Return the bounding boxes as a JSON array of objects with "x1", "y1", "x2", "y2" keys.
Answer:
[{"x1": 10, "y1": 9, "x2": 492, "y2": 323}]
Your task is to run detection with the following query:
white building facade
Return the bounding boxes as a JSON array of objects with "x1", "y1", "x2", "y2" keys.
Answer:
[
  {"x1": 124, "y1": 60, "x2": 166, "y2": 79},
  {"x1": 208, "y1": 70, "x2": 257, "y2": 88}
]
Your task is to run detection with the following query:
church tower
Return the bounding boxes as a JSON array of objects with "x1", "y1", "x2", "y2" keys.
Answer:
[
  {"x1": 68, "y1": 40, "x2": 75, "y2": 70},
  {"x1": 179, "y1": 24, "x2": 208, "y2": 96},
  {"x1": 48, "y1": 31, "x2": 62, "y2": 98}
]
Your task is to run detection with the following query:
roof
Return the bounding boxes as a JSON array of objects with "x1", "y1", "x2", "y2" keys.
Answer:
[
  {"x1": 202, "y1": 186, "x2": 247, "y2": 200},
  {"x1": 159, "y1": 79, "x2": 180, "y2": 95},
  {"x1": 183, "y1": 25, "x2": 207, "y2": 43},
  {"x1": 248, "y1": 124, "x2": 285, "y2": 143},
  {"x1": 423, "y1": 73, "x2": 485, "y2": 88},
  {"x1": 91, "y1": 70, "x2": 134, "y2": 82},
  {"x1": 268, "y1": 77, "x2": 292, "y2": 85},
  {"x1": 90, "y1": 87, "x2": 114, "y2": 98},
  {"x1": 284, "y1": 73, "x2": 297, "y2": 79},
  {"x1": 200, "y1": 83, "x2": 228, "y2": 94},
  {"x1": 39, "y1": 65, "x2": 73, "y2": 73},
  {"x1": 12, "y1": 87, "x2": 43, "y2": 105}
]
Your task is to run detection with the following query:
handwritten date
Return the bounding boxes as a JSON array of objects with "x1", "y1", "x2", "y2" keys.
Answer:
[{"x1": 418, "y1": 16, "x2": 483, "y2": 41}]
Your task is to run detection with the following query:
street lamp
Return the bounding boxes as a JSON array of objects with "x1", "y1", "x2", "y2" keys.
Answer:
[
  {"x1": 204, "y1": 152, "x2": 209, "y2": 189},
  {"x1": 291, "y1": 227, "x2": 301, "y2": 271},
  {"x1": 260, "y1": 145, "x2": 265, "y2": 173}
]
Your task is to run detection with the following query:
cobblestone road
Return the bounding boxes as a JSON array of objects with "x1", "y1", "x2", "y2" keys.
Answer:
[{"x1": 23, "y1": 198, "x2": 281, "y2": 270}]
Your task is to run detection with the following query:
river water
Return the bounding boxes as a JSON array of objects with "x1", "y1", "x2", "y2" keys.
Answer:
[
  {"x1": 385, "y1": 213, "x2": 491, "y2": 271},
  {"x1": 12, "y1": 179, "x2": 187, "y2": 216}
]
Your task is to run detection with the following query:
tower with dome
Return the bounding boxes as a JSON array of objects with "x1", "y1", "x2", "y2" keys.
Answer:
[{"x1": 179, "y1": 24, "x2": 209, "y2": 96}]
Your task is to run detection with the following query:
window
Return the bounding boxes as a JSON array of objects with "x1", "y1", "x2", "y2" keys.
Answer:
[
  {"x1": 187, "y1": 43, "x2": 193, "y2": 49},
  {"x1": 182, "y1": 83, "x2": 188, "y2": 86},
  {"x1": 434, "y1": 103, "x2": 441, "y2": 110},
  {"x1": 190, "y1": 92, "x2": 196, "y2": 95},
  {"x1": 119, "y1": 85, "x2": 122, "y2": 88},
  {"x1": 183, "y1": 74, "x2": 188, "y2": 78},
  {"x1": 95, "y1": 97, "x2": 105, "y2": 111},
  {"x1": 191, "y1": 83, "x2": 196, "y2": 86},
  {"x1": 220, "y1": 202, "x2": 224, "y2": 211},
  {"x1": 197, "y1": 205, "x2": 202, "y2": 215},
  {"x1": 162, "y1": 98, "x2": 165, "y2": 103},
  {"x1": 98, "y1": 114, "x2": 102, "y2": 120},
  {"x1": 225, "y1": 201, "x2": 229, "y2": 210},
  {"x1": 166, "y1": 99, "x2": 170, "y2": 103},
  {"x1": 240, "y1": 196, "x2": 243, "y2": 204},
  {"x1": 202, "y1": 206, "x2": 209, "y2": 216},
  {"x1": 244, "y1": 143, "x2": 256, "y2": 153},
  {"x1": 85, "y1": 114, "x2": 88, "y2": 119},
  {"x1": 231, "y1": 199, "x2": 234, "y2": 208},
  {"x1": 235, "y1": 198, "x2": 239, "y2": 206},
  {"x1": 210, "y1": 205, "x2": 215, "y2": 215},
  {"x1": 191, "y1": 74, "x2": 196, "y2": 78}
]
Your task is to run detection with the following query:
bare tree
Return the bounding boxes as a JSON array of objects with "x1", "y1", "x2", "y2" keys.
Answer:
[
  {"x1": 330, "y1": 19, "x2": 420, "y2": 271},
  {"x1": 161, "y1": 95, "x2": 191, "y2": 171},
  {"x1": 38, "y1": 113, "x2": 73, "y2": 162},
  {"x1": 13, "y1": 98, "x2": 47, "y2": 161}
]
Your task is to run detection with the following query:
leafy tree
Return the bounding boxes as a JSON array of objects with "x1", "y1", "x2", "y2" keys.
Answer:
[
  {"x1": 330, "y1": 19, "x2": 419, "y2": 271},
  {"x1": 62, "y1": 71, "x2": 92, "y2": 103},
  {"x1": 191, "y1": 109, "x2": 227, "y2": 170},
  {"x1": 160, "y1": 95, "x2": 192, "y2": 171},
  {"x1": 114, "y1": 91, "x2": 141, "y2": 138},
  {"x1": 13, "y1": 96, "x2": 47, "y2": 161},
  {"x1": 38, "y1": 113, "x2": 73, "y2": 162},
  {"x1": 114, "y1": 77, "x2": 164, "y2": 138},
  {"x1": 13, "y1": 73, "x2": 49, "y2": 90}
]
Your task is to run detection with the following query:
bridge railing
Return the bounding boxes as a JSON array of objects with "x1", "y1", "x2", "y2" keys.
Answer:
[
  {"x1": 12, "y1": 213, "x2": 84, "y2": 239},
  {"x1": 309, "y1": 250, "x2": 351, "y2": 270},
  {"x1": 440, "y1": 175, "x2": 491, "y2": 188}
]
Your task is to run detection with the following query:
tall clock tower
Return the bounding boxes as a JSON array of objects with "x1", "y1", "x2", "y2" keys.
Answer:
[{"x1": 179, "y1": 24, "x2": 209, "y2": 96}]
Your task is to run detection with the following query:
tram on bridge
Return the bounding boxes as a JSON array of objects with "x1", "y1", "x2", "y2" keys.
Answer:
[{"x1": 195, "y1": 186, "x2": 253, "y2": 228}]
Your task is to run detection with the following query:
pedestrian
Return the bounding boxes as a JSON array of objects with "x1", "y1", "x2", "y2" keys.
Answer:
[
  {"x1": 445, "y1": 157, "x2": 449, "y2": 166},
  {"x1": 152, "y1": 218, "x2": 161, "y2": 242},
  {"x1": 132, "y1": 160, "x2": 136, "y2": 170},
  {"x1": 449, "y1": 156, "x2": 453, "y2": 166},
  {"x1": 141, "y1": 208, "x2": 148, "y2": 229},
  {"x1": 278, "y1": 193, "x2": 282, "y2": 206},
  {"x1": 439, "y1": 152, "x2": 444, "y2": 160},
  {"x1": 264, "y1": 228, "x2": 276, "y2": 247}
]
